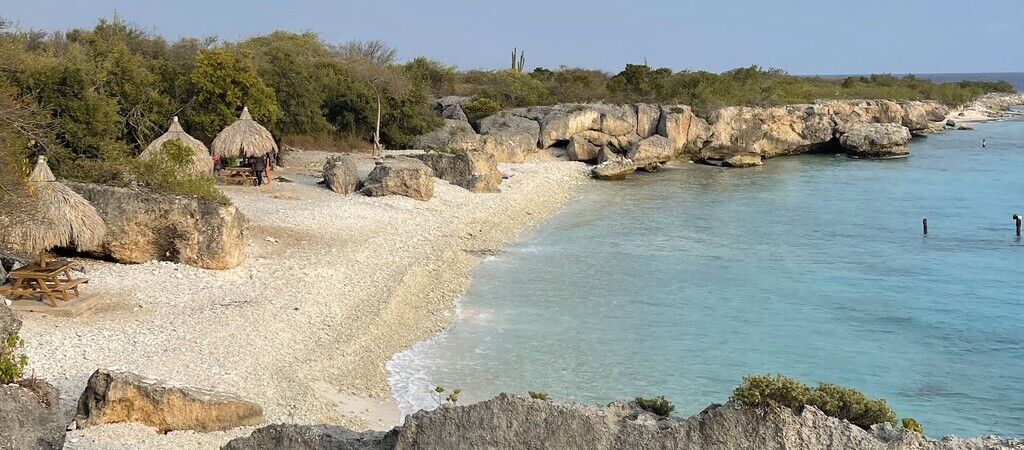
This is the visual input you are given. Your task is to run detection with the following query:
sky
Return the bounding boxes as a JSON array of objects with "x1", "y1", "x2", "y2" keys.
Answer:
[{"x1": 3, "y1": 0, "x2": 1023, "y2": 75}]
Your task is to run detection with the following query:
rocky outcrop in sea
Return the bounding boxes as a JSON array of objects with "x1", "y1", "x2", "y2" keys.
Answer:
[{"x1": 223, "y1": 393, "x2": 1024, "y2": 450}]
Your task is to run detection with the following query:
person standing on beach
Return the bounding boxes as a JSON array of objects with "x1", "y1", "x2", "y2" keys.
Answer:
[{"x1": 252, "y1": 155, "x2": 267, "y2": 187}]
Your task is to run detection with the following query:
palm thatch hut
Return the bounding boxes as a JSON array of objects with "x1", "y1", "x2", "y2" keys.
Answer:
[
  {"x1": 211, "y1": 107, "x2": 278, "y2": 161},
  {"x1": 0, "y1": 156, "x2": 106, "y2": 267},
  {"x1": 142, "y1": 116, "x2": 214, "y2": 175}
]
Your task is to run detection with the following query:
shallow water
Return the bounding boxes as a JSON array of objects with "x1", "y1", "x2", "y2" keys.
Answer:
[{"x1": 388, "y1": 120, "x2": 1024, "y2": 438}]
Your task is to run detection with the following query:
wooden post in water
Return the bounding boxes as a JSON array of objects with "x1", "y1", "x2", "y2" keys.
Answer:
[{"x1": 922, "y1": 218, "x2": 928, "y2": 235}]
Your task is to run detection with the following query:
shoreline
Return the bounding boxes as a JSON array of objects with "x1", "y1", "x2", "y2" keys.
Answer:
[{"x1": 17, "y1": 152, "x2": 591, "y2": 449}]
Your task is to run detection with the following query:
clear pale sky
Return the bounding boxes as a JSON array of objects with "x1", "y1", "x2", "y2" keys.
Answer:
[{"x1": 4, "y1": 0, "x2": 1022, "y2": 75}]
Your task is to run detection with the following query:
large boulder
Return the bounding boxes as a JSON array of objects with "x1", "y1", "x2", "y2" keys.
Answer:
[
  {"x1": 65, "y1": 181, "x2": 248, "y2": 270},
  {"x1": 411, "y1": 152, "x2": 501, "y2": 193},
  {"x1": 74, "y1": 369, "x2": 264, "y2": 433},
  {"x1": 538, "y1": 105, "x2": 601, "y2": 148},
  {"x1": 635, "y1": 103, "x2": 661, "y2": 138},
  {"x1": 704, "y1": 105, "x2": 833, "y2": 159},
  {"x1": 0, "y1": 380, "x2": 66, "y2": 450},
  {"x1": 360, "y1": 158, "x2": 435, "y2": 201},
  {"x1": 477, "y1": 113, "x2": 541, "y2": 163},
  {"x1": 626, "y1": 135, "x2": 673, "y2": 171},
  {"x1": 658, "y1": 105, "x2": 711, "y2": 155},
  {"x1": 899, "y1": 102, "x2": 931, "y2": 131},
  {"x1": 441, "y1": 104, "x2": 468, "y2": 122},
  {"x1": 839, "y1": 123, "x2": 913, "y2": 158},
  {"x1": 223, "y1": 424, "x2": 399, "y2": 450},
  {"x1": 594, "y1": 104, "x2": 637, "y2": 136},
  {"x1": 592, "y1": 159, "x2": 637, "y2": 181},
  {"x1": 414, "y1": 119, "x2": 481, "y2": 151},
  {"x1": 566, "y1": 135, "x2": 599, "y2": 162},
  {"x1": 322, "y1": 155, "x2": 361, "y2": 194}
]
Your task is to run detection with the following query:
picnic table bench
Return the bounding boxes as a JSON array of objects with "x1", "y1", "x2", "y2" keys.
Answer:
[
  {"x1": 223, "y1": 166, "x2": 259, "y2": 186},
  {"x1": 0, "y1": 260, "x2": 88, "y2": 307}
]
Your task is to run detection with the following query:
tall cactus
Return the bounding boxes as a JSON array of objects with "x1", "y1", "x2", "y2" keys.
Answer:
[{"x1": 511, "y1": 47, "x2": 525, "y2": 73}]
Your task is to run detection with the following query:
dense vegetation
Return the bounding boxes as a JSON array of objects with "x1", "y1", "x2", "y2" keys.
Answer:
[
  {"x1": 0, "y1": 15, "x2": 1015, "y2": 194},
  {"x1": 730, "y1": 373, "x2": 924, "y2": 433}
]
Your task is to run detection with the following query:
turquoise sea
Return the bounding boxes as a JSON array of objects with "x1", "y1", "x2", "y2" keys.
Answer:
[{"x1": 388, "y1": 118, "x2": 1024, "y2": 438}]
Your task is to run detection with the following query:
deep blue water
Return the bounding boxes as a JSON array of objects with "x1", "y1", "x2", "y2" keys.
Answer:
[{"x1": 388, "y1": 119, "x2": 1024, "y2": 438}]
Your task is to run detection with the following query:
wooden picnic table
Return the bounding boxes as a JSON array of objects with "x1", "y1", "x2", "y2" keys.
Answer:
[
  {"x1": 0, "y1": 260, "x2": 88, "y2": 307},
  {"x1": 223, "y1": 166, "x2": 259, "y2": 186}
]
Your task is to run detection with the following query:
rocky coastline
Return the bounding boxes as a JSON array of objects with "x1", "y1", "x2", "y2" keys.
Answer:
[
  {"x1": 417, "y1": 93, "x2": 1024, "y2": 179},
  {"x1": 224, "y1": 394, "x2": 1023, "y2": 450}
]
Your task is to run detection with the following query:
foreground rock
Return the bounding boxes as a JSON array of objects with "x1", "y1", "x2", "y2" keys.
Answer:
[
  {"x1": 323, "y1": 155, "x2": 361, "y2": 194},
  {"x1": 839, "y1": 123, "x2": 913, "y2": 158},
  {"x1": 223, "y1": 425, "x2": 399, "y2": 450},
  {"x1": 75, "y1": 369, "x2": 264, "y2": 433},
  {"x1": 66, "y1": 182, "x2": 248, "y2": 270},
  {"x1": 0, "y1": 304, "x2": 66, "y2": 450},
  {"x1": 226, "y1": 394, "x2": 1023, "y2": 450},
  {"x1": 592, "y1": 159, "x2": 637, "y2": 180},
  {"x1": 360, "y1": 157, "x2": 435, "y2": 201},
  {"x1": 1, "y1": 301, "x2": 19, "y2": 338},
  {"x1": 411, "y1": 151, "x2": 501, "y2": 193},
  {"x1": 0, "y1": 379, "x2": 66, "y2": 450}
]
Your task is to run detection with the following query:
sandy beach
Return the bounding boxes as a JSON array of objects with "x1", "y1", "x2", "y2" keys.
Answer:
[{"x1": 16, "y1": 152, "x2": 590, "y2": 449}]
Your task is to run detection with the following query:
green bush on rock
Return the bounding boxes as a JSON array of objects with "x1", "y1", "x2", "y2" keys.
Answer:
[
  {"x1": 635, "y1": 395, "x2": 675, "y2": 416},
  {"x1": 731, "y1": 373, "x2": 897, "y2": 430},
  {"x1": 902, "y1": 417, "x2": 923, "y2": 433}
]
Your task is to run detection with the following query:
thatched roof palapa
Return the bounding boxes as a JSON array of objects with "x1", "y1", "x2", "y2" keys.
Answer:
[
  {"x1": 142, "y1": 116, "x2": 214, "y2": 174},
  {"x1": 0, "y1": 156, "x2": 106, "y2": 257},
  {"x1": 211, "y1": 107, "x2": 278, "y2": 159}
]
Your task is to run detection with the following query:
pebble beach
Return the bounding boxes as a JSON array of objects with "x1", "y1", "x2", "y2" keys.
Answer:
[{"x1": 16, "y1": 152, "x2": 590, "y2": 449}]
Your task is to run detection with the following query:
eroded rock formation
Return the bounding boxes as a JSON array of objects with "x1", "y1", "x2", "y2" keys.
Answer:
[
  {"x1": 66, "y1": 181, "x2": 248, "y2": 270},
  {"x1": 75, "y1": 369, "x2": 264, "y2": 433}
]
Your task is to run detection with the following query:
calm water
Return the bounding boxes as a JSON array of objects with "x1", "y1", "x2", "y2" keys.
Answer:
[{"x1": 388, "y1": 119, "x2": 1024, "y2": 438}]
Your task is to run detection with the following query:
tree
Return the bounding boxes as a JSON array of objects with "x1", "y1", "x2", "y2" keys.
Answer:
[
  {"x1": 186, "y1": 48, "x2": 279, "y2": 140},
  {"x1": 607, "y1": 63, "x2": 672, "y2": 102},
  {"x1": 241, "y1": 31, "x2": 339, "y2": 137},
  {"x1": 333, "y1": 39, "x2": 397, "y2": 64},
  {"x1": 346, "y1": 57, "x2": 409, "y2": 156}
]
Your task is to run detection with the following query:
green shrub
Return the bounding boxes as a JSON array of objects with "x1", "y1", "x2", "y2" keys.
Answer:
[
  {"x1": 730, "y1": 374, "x2": 897, "y2": 430},
  {"x1": 528, "y1": 391, "x2": 550, "y2": 401},
  {"x1": 730, "y1": 373, "x2": 813, "y2": 409},
  {"x1": 811, "y1": 382, "x2": 896, "y2": 429},
  {"x1": 901, "y1": 417, "x2": 923, "y2": 433},
  {"x1": 0, "y1": 333, "x2": 28, "y2": 384},
  {"x1": 635, "y1": 395, "x2": 675, "y2": 416},
  {"x1": 461, "y1": 97, "x2": 502, "y2": 124}
]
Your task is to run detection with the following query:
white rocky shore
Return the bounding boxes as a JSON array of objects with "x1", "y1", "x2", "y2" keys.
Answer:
[{"x1": 16, "y1": 152, "x2": 590, "y2": 449}]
